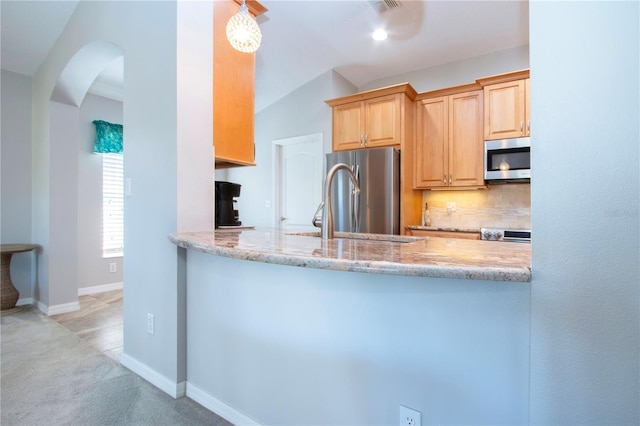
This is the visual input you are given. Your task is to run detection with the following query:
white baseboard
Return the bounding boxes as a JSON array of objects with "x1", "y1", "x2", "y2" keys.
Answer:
[
  {"x1": 120, "y1": 353, "x2": 186, "y2": 398},
  {"x1": 15, "y1": 283, "x2": 122, "y2": 314},
  {"x1": 39, "y1": 300, "x2": 80, "y2": 316},
  {"x1": 186, "y1": 382, "x2": 262, "y2": 426},
  {"x1": 16, "y1": 297, "x2": 34, "y2": 306},
  {"x1": 78, "y1": 282, "x2": 123, "y2": 296}
]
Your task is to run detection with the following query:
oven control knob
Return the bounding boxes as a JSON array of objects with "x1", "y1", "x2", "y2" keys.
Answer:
[
  {"x1": 483, "y1": 231, "x2": 492, "y2": 240},
  {"x1": 496, "y1": 232, "x2": 503, "y2": 240}
]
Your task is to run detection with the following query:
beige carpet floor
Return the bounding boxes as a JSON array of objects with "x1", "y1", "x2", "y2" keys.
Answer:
[{"x1": 1, "y1": 306, "x2": 233, "y2": 426}]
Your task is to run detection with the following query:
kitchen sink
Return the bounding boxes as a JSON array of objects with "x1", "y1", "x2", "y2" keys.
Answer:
[{"x1": 287, "y1": 231, "x2": 424, "y2": 244}]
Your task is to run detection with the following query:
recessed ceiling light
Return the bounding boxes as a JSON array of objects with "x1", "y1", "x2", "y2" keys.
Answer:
[{"x1": 372, "y1": 29, "x2": 388, "y2": 41}]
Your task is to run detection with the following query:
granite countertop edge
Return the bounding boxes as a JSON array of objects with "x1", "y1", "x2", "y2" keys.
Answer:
[{"x1": 170, "y1": 230, "x2": 531, "y2": 283}]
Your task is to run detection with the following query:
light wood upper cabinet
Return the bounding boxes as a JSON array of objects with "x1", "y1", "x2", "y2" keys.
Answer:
[
  {"x1": 483, "y1": 77, "x2": 531, "y2": 140},
  {"x1": 213, "y1": 0, "x2": 267, "y2": 169},
  {"x1": 326, "y1": 84, "x2": 416, "y2": 152},
  {"x1": 414, "y1": 90, "x2": 484, "y2": 189},
  {"x1": 330, "y1": 94, "x2": 402, "y2": 151}
]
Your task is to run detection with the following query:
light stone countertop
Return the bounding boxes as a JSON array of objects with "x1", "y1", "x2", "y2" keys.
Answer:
[{"x1": 170, "y1": 228, "x2": 531, "y2": 282}]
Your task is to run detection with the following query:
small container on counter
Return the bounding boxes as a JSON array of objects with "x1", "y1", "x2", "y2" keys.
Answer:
[{"x1": 422, "y1": 203, "x2": 431, "y2": 226}]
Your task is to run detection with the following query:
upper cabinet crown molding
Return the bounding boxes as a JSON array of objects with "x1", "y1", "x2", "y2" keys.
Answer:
[
  {"x1": 415, "y1": 82, "x2": 482, "y2": 101},
  {"x1": 475, "y1": 69, "x2": 530, "y2": 87},
  {"x1": 325, "y1": 83, "x2": 417, "y2": 107},
  {"x1": 412, "y1": 69, "x2": 530, "y2": 102}
]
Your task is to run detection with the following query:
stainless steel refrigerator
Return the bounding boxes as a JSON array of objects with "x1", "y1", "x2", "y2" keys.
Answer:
[{"x1": 325, "y1": 147, "x2": 400, "y2": 235}]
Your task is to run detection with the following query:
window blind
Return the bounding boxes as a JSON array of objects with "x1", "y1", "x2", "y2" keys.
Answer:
[{"x1": 103, "y1": 153, "x2": 124, "y2": 257}]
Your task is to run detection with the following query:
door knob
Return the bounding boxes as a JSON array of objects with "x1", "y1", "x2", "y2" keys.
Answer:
[{"x1": 280, "y1": 216, "x2": 287, "y2": 222}]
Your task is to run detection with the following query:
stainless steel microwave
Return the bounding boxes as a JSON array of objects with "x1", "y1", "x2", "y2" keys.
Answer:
[{"x1": 484, "y1": 137, "x2": 531, "y2": 182}]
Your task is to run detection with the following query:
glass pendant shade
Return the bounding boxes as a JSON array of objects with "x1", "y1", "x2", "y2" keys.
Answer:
[{"x1": 226, "y1": 1, "x2": 262, "y2": 53}]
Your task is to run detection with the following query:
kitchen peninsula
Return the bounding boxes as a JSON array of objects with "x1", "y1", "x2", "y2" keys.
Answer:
[
  {"x1": 170, "y1": 228, "x2": 531, "y2": 282},
  {"x1": 173, "y1": 228, "x2": 531, "y2": 424}
]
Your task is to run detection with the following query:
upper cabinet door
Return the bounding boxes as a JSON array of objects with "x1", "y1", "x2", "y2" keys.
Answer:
[
  {"x1": 483, "y1": 80, "x2": 526, "y2": 140},
  {"x1": 364, "y1": 94, "x2": 401, "y2": 148},
  {"x1": 449, "y1": 90, "x2": 484, "y2": 187},
  {"x1": 332, "y1": 102, "x2": 364, "y2": 151},
  {"x1": 414, "y1": 97, "x2": 448, "y2": 188},
  {"x1": 414, "y1": 90, "x2": 483, "y2": 189}
]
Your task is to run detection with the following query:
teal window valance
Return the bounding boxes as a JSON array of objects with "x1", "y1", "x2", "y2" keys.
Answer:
[{"x1": 93, "y1": 120, "x2": 123, "y2": 154}]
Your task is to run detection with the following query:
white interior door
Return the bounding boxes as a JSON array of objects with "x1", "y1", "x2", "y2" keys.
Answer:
[{"x1": 274, "y1": 133, "x2": 323, "y2": 232}]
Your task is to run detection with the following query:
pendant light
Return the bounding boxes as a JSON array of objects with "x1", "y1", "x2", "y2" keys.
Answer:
[{"x1": 226, "y1": 0, "x2": 262, "y2": 53}]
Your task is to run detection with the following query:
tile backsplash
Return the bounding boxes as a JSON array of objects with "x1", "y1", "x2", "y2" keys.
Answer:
[{"x1": 421, "y1": 184, "x2": 531, "y2": 229}]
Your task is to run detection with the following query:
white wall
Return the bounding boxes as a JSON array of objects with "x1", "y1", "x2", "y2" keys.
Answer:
[
  {"x1": 359, "y1": 45, "x2": 529, "y2": 93},
  {"x1": 1, "y1": 69, "x2": 34, "y2": 302},
  {"x1": 48, "y1": 101, "x2": 80, "y2": 307},
  {"x1": 77, "y1": 93, "x2": 124, "y2": 290},
  {"x1": 530, "y1": 1, "x2": 639, "y2": 424},
  {"x1": 187, "y1": 253, "x2": 530, "y2": 425},
  {"x1": 31, "y1": 0, "x2": 213, "y2": 394}
]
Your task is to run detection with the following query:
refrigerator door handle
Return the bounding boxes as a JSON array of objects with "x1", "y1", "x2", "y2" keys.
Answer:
[{"x1": 352, "y1": 164, "x2": 360, "y2": 232}]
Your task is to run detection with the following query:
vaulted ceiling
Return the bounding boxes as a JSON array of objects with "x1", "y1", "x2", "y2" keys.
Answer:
[{"x1": 0, "y1": 0, "x2": 529, "y2": 111}]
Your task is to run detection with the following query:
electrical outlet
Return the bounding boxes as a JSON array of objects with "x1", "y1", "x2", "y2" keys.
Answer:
[
  {"x1": 400, "y1": 405, "x2": 421, "y2": 426},
  {"x1": 109, "y1": 263, "x2": 117, "y2": 273},
  {"x1": 147, "y1": 313, "x2": 155, "y2": 335},
  {"x1": 446, "y1": 201, "x2": 457, "y2": 213}
]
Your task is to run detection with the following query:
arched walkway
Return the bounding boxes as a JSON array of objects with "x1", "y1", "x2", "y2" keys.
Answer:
[{"x1": 44, "y1": 41, "x2": 124, "y2": 314}]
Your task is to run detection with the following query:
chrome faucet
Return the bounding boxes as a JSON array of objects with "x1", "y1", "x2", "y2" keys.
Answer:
[{"x1": 312, "y1": 163, "x2": 360, "y2": 240}]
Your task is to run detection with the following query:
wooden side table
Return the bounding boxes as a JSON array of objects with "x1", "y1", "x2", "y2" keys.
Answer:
[{"x1": 1, "y1": 244, "x2": 39, "y2": 310}]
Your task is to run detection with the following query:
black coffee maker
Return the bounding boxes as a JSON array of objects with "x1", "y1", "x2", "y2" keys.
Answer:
[{"x1": 215, "y1": 181, "x2": 242, "y2": 228}]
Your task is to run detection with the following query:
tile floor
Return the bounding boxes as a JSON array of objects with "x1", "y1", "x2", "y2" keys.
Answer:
[{"x1": 50, "y1": 289, "x2": 123, "y2": 362}]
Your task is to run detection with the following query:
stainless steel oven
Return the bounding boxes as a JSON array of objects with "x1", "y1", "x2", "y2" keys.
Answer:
[{"x1": 484, "y1": 137, "x2": 531, "y2": 182}]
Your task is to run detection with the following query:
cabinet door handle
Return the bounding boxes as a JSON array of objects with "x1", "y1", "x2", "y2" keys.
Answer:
[
  {"x1": 527, "y1": 120, "x2": 531, "y2": 136},
  {"x1": 359, "y1": 135, "x2": 363, "y2": 146},
  {"x1": 520, "y1": 121, "x2": 524, "y2": 136},
  {"x1": 364, "y1": 134, "x2": 368, "y2": 146},
  {"x1": 449, "y1": 174, "x2": 452, "y2": 185},
  {"x1": 443, "y1": 174, "x2": 447, "y2": 184}
]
